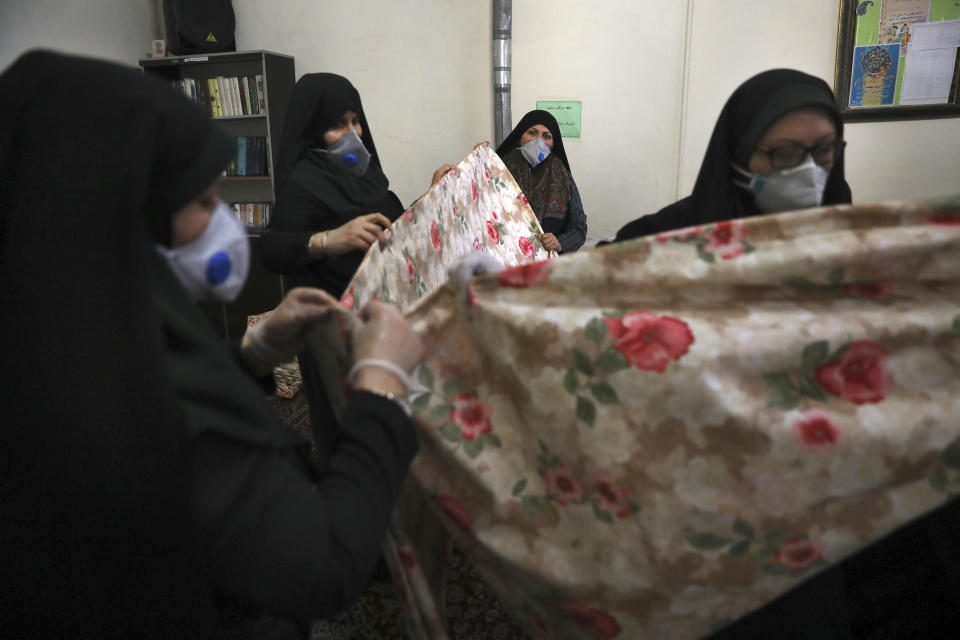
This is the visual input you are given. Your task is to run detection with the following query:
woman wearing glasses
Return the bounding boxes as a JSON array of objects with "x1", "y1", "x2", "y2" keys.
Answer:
[{"x1": 608, "y1": 68, "x2": 850, "y2": 241}]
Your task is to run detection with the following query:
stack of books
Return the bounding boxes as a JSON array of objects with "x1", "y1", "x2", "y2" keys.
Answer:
[
  {"x1": 231, "y1": 203, "x2": 273, "y2": 229},
  {"x1": 224, "y1": 136, "x2": 268, "y2": 177},
  {"x1": 171, "y1": 75, "x2": 265, "y2": 118}
]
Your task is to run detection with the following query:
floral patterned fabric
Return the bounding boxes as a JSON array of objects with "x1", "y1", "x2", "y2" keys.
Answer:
[
  {"x1": 340, "y1": 186, "x2": 960, "y2": 639},
  {"x1": 339, "y1": 142, "x2": 549, "y2": 313}
]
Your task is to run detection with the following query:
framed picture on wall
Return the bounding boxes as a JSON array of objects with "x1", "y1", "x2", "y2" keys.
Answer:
[{"x1": 834, "y1": 0, "x2": 960, "y2": 120}]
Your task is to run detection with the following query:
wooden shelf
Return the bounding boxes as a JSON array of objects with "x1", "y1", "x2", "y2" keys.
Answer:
[{"x1": 213, "y1": 114, "x2": 267, "y2": 121}]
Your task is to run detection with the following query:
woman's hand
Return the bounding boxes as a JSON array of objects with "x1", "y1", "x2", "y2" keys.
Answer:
[
  {"x1": 310, "y1": 213, "x2": 392, "y2": 257},
  {"x1": 350, "y1": 302, "x2": 425, "y2": 396},
  {"x1": 541, "y1": 232, "x2": 562, "y2": 253},
  {"x1": 431, "y1": 164, "x2": 457, "y2": 186},
  {"x1": 241, "y1": 287, "x2": 341, "y2": 374}
]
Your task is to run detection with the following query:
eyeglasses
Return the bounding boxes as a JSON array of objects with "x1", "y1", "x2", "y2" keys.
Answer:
[{"x1": 753, "y1": 139, "x2": 846, "y2": 170}]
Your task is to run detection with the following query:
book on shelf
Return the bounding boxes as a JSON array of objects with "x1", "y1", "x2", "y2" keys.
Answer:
[
  {"x1": 169, "y1": 74, "x2": 266, "y2": 118},
  {"x1": 231, "y1": 202, "x2": 273, "y2": 229},
  {"x1": 229, "y1": 77, "x2": 241, "y2": 116},
  {"x1": 247, "y1": 76, "x2": 261, "y2": 115},
  {"x1": 240, "y1": 76, "x2": 251, "y2": 116},
  {"x1": 223, "y1": 136, "x2": 268, "y2": 177},
  {"x1": 255, "y1": 75, "x2": 266, "y2": 112}
]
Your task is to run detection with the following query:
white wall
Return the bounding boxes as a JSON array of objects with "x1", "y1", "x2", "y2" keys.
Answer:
[
  {"x1": 683, "y1": 0, "x2": 960, "y2": 204},
  {"x1": 2, "y1": 0, "x2": 957, "y2": 228},
  {"x1": 0, "y1": 0, "x2": 155, "y2": 71},
  {"x1": 511, "y1": 0, "x2": 690, "y2": 241},
  {"x1": 231, "y1": 0, "x2": 492, "y2": 207}
]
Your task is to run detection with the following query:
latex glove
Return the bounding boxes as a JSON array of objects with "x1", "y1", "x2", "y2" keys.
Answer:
[
  {"x1": 349, "y1": 302, "x2": 425, "y2": 397},
  {"x1": 242, "y1": 287, "x2": 341, "y2": 370},
  {"x1": 446, "y1": 251, "x2": 504, "y2": 305}
]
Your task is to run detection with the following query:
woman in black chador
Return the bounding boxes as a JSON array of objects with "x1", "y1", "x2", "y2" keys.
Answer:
[
  {"x1": 495, "y1": 109, "x2": 588, "y2": 253},
  {"x1": 261, "y1": 73, "x2": 450, "y2": 459},
  {"x1": 608, "y1": 68, "x2": 851, "y2": 242},
  {"x1": 1, "y1": 51, "x2": 424, "y2": 639}
]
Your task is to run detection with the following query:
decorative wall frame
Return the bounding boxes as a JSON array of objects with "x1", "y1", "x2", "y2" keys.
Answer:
[{"x1": 835, "y1": 0, "x2": 960, "y2": 120}]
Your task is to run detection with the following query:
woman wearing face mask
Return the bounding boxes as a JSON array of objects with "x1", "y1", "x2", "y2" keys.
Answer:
[
  {"x1": 607, "y1": 69, "x2": 851, "y2": 242},
  {"x1": 1, "y1": 51, "x2": 424, "y2": 639},
  {"x1": 260, "y1": 73, "x2": 451, "y2": 459},
  {"x1": 495, "y1": 110, "x2": 588, "y2": 253}
]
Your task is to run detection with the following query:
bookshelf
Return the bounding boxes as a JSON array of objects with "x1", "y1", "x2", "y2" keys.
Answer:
[{"x1": 140, "y1": 50, "x2": 295, "y2": 339}]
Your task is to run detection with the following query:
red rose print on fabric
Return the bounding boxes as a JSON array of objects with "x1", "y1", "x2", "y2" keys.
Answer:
[
  {"x1": 845, "y1": 282, "x2": 893, "y2": 299},
  {"x1": 406, "y1": 257, "x2": 415, "y2": 284},
  {"x1": 775, "y1": 539, "x2": 823, "y2": 570},
  {"x1": 927, "y1": 213, "x2": 960, "y2": 227},
  {"x1": 794, "y1": 410, "x2": 842, "y2": 449},
  {"x1": 430, "y1": 220, "x2": 442, "y2": 252},
  {"x1": 471, "y1": 180, "x2": 478, "y2": 201},
  {"x1": 491, "y1": 210, "x2": 499, "y2": 220},
  {"x1": 341, "y1": 287, "x2": 355, "y2": 310},
  {"x1": 449, "y1": 394, "x2": 493, "y2": 441},
  {"x1": 473, "y1": 236, "x2": 483, "y2": 252},
  {"x1": 703, "y1": 220, "x2": 748, "y2": 260},
  {"x1": 602, "y1": 311, "x2": 694, "y2": 372},
  {"x1": 487, "y1": 220, "x2": 500, "y2": 244},
  {"x1": 559, "y1": 601, "x2": 622, "y2": 639},
  {"x1": 435, "y1": 494, "x2": 473, "y2": 535},
  {"x1": 519, "y1": 236, "x2": 536, "y2": 258},
  {"x1": 593, "y1": 471, "x2": 631, "y2": 518},
  {"x1": 544, "y1": 464, "x2": 589, "y2": 506},
  {"x1": 498, "y1": 260, "x2": 551, "y2": 288},
  {"x1": 484, "y1": 167, "x2": 491, "y2": 181},
  {"x1": 815, "y1": 340, "x2": 891, "y2": 404}
]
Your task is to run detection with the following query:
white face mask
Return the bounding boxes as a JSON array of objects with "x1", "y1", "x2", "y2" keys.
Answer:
[
  {"x1": 732, "y1": 156, "x2": 830, "y2": 214},
  {"x1": 157, "y1": 201, "x2": 250, "y2": 302},
  {"x1": 520, "y1": 136, "x2": 551, "y2": 167}
]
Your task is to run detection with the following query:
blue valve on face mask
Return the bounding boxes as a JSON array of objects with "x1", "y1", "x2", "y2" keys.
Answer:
[
  {"x1": 157, "y1": 201, "x2": 250, "y2": 302},
  {"x1": 321, "y1": 128, "x2": 370, "y2": 176},
  {"x1": 520, "y1": 137, "x2": 551, "y2": 168}
]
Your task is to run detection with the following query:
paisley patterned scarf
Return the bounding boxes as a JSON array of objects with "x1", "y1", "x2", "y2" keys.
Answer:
[{"x1": 502, "y1": 148, "x2": 571, "y2": 230}]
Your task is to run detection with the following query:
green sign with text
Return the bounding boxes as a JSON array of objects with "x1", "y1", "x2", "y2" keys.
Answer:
[{"x1": 535, "y1": 100, "x2": 582, "y2": 138}]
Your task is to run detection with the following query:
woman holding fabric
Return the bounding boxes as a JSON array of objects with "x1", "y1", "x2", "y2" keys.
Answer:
[
  {"x1": 608, "y1": 68, "x2": 851, "y2": 241},
  {"x1": 260, "y1": 73, "x2": 451, "y2": 457},
  {"x1": 1, "y1": 51, "x2": 423, "y2": 639},
  {"x1": 495, "y1": 109, "x2": 588, "y2": 253},
  {"x1": 603, "y1": 68, "x2": 960, "y2": 640}
]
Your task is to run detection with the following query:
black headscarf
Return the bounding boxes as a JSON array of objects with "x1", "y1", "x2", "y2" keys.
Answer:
[
  {"x1": 0, "y1": 50, "x2": 233, "y2": 638},
  {"x1": 612, "y1": 69, "x2": 851, "y2": 241},
  {"x1": 496, "y1": 109, "x2": 571, "y2": 174},
  {"x1": 273, "y1": 73, "x2": 385, "y2": 199}
]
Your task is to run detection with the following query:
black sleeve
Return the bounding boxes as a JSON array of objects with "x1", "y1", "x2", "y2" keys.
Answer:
[
  {"x1": 259, "y1": 181, "x2": 335, "y2": 275},
  {"x1": 557, "y1": 178, "x2": 587, "y2": 253},
  {"x1": 610, "y1": 215, "x2": 657, "y2": 243},
  {"x1": 190, "y1": 391, "x2": 418, "y2": 620}
]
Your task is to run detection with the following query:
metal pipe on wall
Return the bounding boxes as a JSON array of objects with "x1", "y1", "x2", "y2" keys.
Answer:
[{"x1": 493, "y1": 0, "x2": 512, "y2": 146}]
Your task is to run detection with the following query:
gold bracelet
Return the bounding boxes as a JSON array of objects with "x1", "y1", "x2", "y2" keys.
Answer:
[{"x1": 309, "y1": 231, "x2": 329, "y2": 255}]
